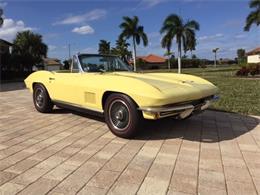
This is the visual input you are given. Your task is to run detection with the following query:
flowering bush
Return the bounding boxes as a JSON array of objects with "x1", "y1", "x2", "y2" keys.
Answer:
[{"x1": 236, "y1": 63, "x2": 260, "y2": 76}]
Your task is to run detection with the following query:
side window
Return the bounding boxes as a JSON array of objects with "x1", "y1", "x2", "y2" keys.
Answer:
[{"x1": 72, "y1": 57, "x2": 79, "y2": 72}]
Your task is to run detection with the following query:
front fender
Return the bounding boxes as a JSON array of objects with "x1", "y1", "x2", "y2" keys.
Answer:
[{"x1": 24, "y1": 71, "x2": 54, "y2": 92}]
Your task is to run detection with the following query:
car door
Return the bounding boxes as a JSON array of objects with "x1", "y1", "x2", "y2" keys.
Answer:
[{"x1": 48, "y1": 56, "x2": 83, "y2": 105}]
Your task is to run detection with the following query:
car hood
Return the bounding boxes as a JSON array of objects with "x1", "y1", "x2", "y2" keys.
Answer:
[{"x1": 108, "y1": 71, "x2": 218, "y2": 99}]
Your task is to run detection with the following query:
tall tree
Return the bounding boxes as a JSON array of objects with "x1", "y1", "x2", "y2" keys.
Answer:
[
  {"x1": 111, "y1": 37, "x2": 132, "y2": 62},
  {"x1": 63, "y1": 59, "x2": 72, "y2": 70},
  {"x1": 161, "y1": 33, "x2": 173, "y2": 69},
  {"x1": 237, "y1": 48, "x2": 246, "y2": 64},
  {"x1": 12, "y1": 30, "x2": 47, "y2": 72},
  {"x1": 160, "y1": 14, "x2": 199, "y2": 73},
  {"x1": 212, "y1": 48, "x2": 219, "y2": 68},
  {"x1": 98, "y1": 40, "x2": 110, "y2": 54},
  {"x1": 244, "y1": 0, "x2": 260, "y2": 31},
  {"x1": 119, "y1": 16, "x2": 148, "y2": 71},
  {"x1": 184, "y1": 35, "x2": 197, "y2": 57}
]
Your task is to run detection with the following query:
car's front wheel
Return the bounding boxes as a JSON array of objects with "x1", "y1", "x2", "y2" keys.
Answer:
[
  {"x1": 33, "y1": 84, "x2": 53, "y2": 113},
  {"x1": 104, "y1": 94, "x2": 142, "y2": 138}
]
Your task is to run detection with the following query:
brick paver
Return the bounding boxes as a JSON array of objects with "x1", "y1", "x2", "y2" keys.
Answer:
[{"x1": 0, "y1": 89, "x2": 260, "y2": 195}]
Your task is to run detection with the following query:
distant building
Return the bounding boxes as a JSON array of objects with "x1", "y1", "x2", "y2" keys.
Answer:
[
  {"x1": 131, "y1": 54, "x2": 166, "y2": 69},
  {"x1": 0, "y1": 39, "x2": 13, "y2": 72},
  {"x1": 35, "y1": 58, "x2": 62, "y2": 71},
  {"x1": 246, "y1": 47, "x2": 260, "y2": 63},
  {"x1": 0, "y1": 39, "x2": 12, "y2": 55}
]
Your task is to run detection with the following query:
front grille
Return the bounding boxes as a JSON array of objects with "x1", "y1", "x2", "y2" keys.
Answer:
[{"x1": 162, "y1": 95, "x2": 213, "y2": 109}]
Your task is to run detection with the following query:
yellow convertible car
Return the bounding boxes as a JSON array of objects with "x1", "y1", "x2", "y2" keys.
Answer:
[{"x1": 25, "y1": 54, "x2": 218, "y2": 138}]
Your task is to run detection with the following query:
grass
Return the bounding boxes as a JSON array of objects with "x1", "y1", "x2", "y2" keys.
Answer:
[{"x1": 144, "y1": 65, "x2": 260, "y2": 116}]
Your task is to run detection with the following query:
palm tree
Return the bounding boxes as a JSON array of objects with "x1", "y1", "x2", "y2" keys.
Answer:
[
  {"x1": 164, "y1": 51, "x2": 173, "y2": 69},
  {"x1": 119, "y1": 16, "x2": 148, "y2": 71},
  {"x1": 111, "y1": 37, "x2": 132, "y2": 62},
  {"x1": 212, "y1": 48, "x2": 219, "y2": 68},
  {"x1": 98, "y1": 40, "x2": 110, "y2": 54},
  {"x1": 244, "y1": 0, "x2": 260, "y2": 31},
  {"x1": 184, "y1": 35, "x2": 197, "y2": 57},
  {"x1": 12, "y1": 30, "x2": 47, "y2": 72},
  {"x1": 160, "y1": 14, "x2": 200, "y2": 73},
  {"x1": 161, "y1": 33, "x2": 173, "y2": 69}
]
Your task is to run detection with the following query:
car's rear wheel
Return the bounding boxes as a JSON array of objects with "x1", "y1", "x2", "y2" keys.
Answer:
[
  {"x1": 104, "y1": 94, "x2": 142, "y2": 138},
  {"x1": 33, "y1": 84, "x2": 53, "y2": 113}
]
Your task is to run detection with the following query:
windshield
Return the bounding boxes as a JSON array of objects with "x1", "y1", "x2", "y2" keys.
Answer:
[{"x1": 78, "y1": 55, "x2": 131, "y2": 72}]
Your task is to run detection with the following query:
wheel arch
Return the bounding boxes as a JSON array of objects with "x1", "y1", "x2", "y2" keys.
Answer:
[
  {"x1": 32, "y1": 82, "x2": 52, "y2": 99},
  {"x1": 32, "y1": 82, "x2": 44, "y2": 90},
  {"x1": 101, "y1": 91, "x2": 139, "y2": 110}
]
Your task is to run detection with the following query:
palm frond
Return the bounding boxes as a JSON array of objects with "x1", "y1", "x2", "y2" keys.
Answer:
[
  {"x1": 164, "y1": 14, "x2": 183, "y2": 26},
  {"x1": 161, "y1": 33, "x2": 173, "y2": 52},
  {"x1": 184, "y1": 20, "x2": 200, "y2": 30},
  {"x1": 244, "y1": 10, "x2": 259, "y2": 31},
  {"x1": 141, "y1": 32, "x2": 148, "y2": 46},
  {"x1": 135, "y1": 34, "x2": 141, "y2": 45},
  {"x1": 249, "y1": 0, "x2": 260, "y2": 8}
]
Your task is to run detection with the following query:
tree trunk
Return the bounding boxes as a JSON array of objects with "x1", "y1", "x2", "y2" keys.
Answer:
[
  {"x1": 133, "y1": 37, "x2": 137, "y2": 72},
  {"x1": 178, "y1": 40, "x2": 182, "y2": 74},
  {"x1": 167, "y1": 49, "x2": 171, "y2": 70},
  {"x1": 214, "y1": 52, "x2": 217, "y2": 68}
]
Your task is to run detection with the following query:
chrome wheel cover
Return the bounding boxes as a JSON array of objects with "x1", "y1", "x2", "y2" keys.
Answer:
[
  {"x1": 35, "y1": 88, "x2": 44, "y2": 108},
  {"x1": 108, "y1": 99, "x2": 130, "y2": 131}
]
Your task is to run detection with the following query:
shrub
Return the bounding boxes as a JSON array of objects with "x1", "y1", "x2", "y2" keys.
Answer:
[
  {"x1": 236, "y1": 63, "x2": 260, "y2": 77},
  {"x1": 169, "y1": 58, "x2": 214, "y2": 68}
]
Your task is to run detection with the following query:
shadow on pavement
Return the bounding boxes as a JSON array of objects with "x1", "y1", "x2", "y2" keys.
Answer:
[
  {"x1": 135, "y1": 110, "x2": 259, "y2": 142},
  {"x1": 51, "y1": 107, "x2": 259, "y2": 143},
  {"x1": 0, "y1": 82, "x2": 25, "y2": 92}
]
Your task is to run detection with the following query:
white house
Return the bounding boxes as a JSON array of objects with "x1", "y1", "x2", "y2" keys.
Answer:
[
  {"x1": 247, "y1": 47, "x2": 260, "y2": 63},
  {"x1": 34, "y1": 58, "x2": 62, "y2": 71}
]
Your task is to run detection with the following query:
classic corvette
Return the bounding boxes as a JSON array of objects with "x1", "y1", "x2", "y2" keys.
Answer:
[{"x1": 24, "y1": 54, "x2": 218, "y2": 138}]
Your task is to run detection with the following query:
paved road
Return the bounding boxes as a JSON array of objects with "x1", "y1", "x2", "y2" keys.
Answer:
[{"x1": 0, "y1": 89, "x2": 259, "y2": 195}]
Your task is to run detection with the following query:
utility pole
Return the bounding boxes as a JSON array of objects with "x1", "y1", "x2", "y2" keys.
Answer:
[{"x1": 212, "y1": 48, "x2": 219, "y2": 68}]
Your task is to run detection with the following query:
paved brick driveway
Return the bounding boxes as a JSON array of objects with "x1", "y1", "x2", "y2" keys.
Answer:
[{"x1": 0, "y1": 89, "x2": 259, "y2": 195}]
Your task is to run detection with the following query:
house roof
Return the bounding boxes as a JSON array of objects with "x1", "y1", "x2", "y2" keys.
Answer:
[
  {"x1": 0, "y1": 39, "x2": 13, "y2": 46},
  {"x1": 43, "y1": 58, "x2": 61, "y2": 66},
  {"x1": 247, "y1": 47, "x2": 260, "y2": 55},
  {"x1": 137, "y1": 54, "x2": 166, "y2": 63}
]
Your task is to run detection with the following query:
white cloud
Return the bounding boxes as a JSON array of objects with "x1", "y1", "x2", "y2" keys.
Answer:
[
  {"x1": 72, "y1": 25, "x2": 94, "y2": 35},
  {"x1": 48, "y1": 45, "x2": 57, "y2": 51},
  {"x1": 198, "y1": 33, "x2": 224, "y2": 41},
  {"x1": 148, "y1": 31, "x2": 160, "y2": 38},
  {"x1": 0, "y1": 1, "x2": 7, "y2": 8},
  {"x1": 141, "y1": 0, "x2": 167, "y2": 7},
  {"x1": 235, "y1": 34, "x2": 246, "y2": 39},
  {"x1": 0, "y1": 18, "x2": 35, "y2": 41},
  {"x1": 54, "y1": 9, "x2": 106, "y2": 25},
  {"x1": 81, "y1": 47, "x2": 97, "y2": 54}
]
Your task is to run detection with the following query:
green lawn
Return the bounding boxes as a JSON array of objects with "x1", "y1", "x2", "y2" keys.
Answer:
[{"x1": 144, "y1": 65, "x2": 260, "y2": 116}]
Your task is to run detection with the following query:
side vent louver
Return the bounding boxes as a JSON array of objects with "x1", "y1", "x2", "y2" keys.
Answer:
[{"x1": 85, "y1": 92, "x2": 96, "y2": 104}]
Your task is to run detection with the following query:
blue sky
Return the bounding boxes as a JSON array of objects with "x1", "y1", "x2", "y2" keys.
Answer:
[{"x1": 0, "y1": 0, "x2": 259, "y2": 61}]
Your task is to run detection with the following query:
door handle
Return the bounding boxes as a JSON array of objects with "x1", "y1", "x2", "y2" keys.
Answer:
[{"x1": 49, "y1": 77, "x2": 55, "y2": 80}]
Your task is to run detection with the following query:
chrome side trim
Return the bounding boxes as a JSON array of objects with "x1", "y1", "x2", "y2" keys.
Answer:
[
  {"x1": 52, "y1": 99, "x2": 103, "y2": 113},
  {"x1": 138, "y1": 104, "x2": 194, "y2": 113}
]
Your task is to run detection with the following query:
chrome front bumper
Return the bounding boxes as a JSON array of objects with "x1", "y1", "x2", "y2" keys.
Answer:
[{"x1": 139, "y1": 95, "x2": 219, "y2": 119}]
